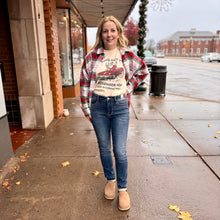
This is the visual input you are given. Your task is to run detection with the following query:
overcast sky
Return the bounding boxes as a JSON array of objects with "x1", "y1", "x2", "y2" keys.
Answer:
[{"x1": 87, "y1": 0, "x2": 220, "y2": 46}]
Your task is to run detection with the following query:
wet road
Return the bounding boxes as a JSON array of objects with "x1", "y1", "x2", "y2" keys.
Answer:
[{"x1": 147, "y1": 58, "x2": 220, "y2": 102}]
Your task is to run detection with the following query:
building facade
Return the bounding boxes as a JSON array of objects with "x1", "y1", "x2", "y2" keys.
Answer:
[{"x1": 157, "y1": 29, "x2": 220, "y2": 56}]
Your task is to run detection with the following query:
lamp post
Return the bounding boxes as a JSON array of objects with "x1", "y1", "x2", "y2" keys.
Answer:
[
  {"x1": 174, "y1": 40, "x2": 178, "y2": 56},
  {"x1": 189, "y1": 37, "x2": 192, "y2": 55},
  {"x1": 174, "y1": 41, "x2": 176, "y2": 55},
  {"x1": 211, "y1": 32, "x2": 216, "y2": 52},
  {"x1": 178, "y1": 40, "x2": 180, "y2": 55}
]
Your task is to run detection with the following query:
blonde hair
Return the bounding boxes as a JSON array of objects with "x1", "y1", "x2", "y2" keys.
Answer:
[{"x1": 91, "y1": 16, "x2": 128, "y2": 50}]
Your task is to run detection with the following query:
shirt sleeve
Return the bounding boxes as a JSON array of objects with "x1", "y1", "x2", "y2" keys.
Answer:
[
  {"x1": 80, "y1": 58, "x2": 91, "y2": 117},
  {"x1": 126, "y1": 52, "x2": 149, "y2": 94}
]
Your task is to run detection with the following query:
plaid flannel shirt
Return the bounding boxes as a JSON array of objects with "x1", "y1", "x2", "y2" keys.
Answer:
[{"x1": 80, "y1": 47, "x2": 149, "y2": 117}]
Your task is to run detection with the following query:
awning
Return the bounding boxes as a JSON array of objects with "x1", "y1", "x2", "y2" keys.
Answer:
[{"x1": 67, "y1": 0, "x2": 138, "y2": 27}]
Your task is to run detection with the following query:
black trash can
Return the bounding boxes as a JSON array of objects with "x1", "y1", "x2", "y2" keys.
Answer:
[{"x1": 149, "y1": 65, "x2": 167, "y2": 96}]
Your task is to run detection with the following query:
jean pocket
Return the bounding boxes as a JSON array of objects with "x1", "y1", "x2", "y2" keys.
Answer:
[
  {"x1": 91, "y1": 95, "x2": 98, "y2": 105},
  {"x1": 116, "y1": 98, "x2": 128, "y2": 106}
]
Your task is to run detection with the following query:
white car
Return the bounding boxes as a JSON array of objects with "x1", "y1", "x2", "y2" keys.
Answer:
[
  {"x1": 155, "y1": 50, "x2": 165, "y2": 58},
  {"x1": 143, "y1": 51, "x2": 157, "y2": 67},
  {"x1": 201, "y1": 53, "x2": 220, "y2": 62}
]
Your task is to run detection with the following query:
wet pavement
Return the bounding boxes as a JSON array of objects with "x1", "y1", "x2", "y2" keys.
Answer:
[
  {"x1": 0, "y1": 91, "x2": 220, "y2": 220},
  {"x1": 153, "y1": 58, "x2": 220, "y2": 102}
]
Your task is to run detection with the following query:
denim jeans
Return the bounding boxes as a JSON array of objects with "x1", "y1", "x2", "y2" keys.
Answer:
[{"x1": 91, "y1": 93, "x2": 129, "y2": 189}]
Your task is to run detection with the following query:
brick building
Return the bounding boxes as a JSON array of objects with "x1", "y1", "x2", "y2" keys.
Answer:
[{"x1": 157, "y1": 29, "x2": 220, "y2": 56}]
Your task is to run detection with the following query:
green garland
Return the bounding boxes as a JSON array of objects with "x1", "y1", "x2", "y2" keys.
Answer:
[{"x1": 137, "y1": 0, "x2": 148, "y2": 60}]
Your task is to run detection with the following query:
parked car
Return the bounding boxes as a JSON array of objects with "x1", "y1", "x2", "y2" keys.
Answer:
[
  {"x1": 144, "y1": 51, "x2": 157, "y2": 67},
  {"x1": 201, "y1": 53, "x2": 220, "y2": 62},
  {"x1": 155, "y1": 50, "x2": 165, "y2": 58}
]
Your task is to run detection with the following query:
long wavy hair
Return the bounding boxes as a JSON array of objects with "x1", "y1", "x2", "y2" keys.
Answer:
[{"x1": 91, "y1": 16, "x2": 128, "y2": 50}]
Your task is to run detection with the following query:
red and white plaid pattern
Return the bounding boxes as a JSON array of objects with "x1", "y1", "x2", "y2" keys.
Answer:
[{"x1": 80, "y1": 47, "x2": 149, "y2": 117}]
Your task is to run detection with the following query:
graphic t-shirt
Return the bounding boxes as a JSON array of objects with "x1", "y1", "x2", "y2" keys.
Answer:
[{"x1": 93, "y1": 48, "x2": 127, "y2": 97}]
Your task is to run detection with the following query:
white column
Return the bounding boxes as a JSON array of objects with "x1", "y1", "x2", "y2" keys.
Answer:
[{"x1": 7, "y1": 0, "x2": 54, "y2": 129}]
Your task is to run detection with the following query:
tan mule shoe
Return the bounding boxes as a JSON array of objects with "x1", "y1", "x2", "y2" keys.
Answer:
[
  {"x1": 118, "y1": 191, "x2": 130, "y2": 211},
  {"x1": 104, "y1": 181, "x2": 116, "y2": 200}
]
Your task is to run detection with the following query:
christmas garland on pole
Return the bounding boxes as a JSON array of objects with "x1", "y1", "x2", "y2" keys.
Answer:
[{"x1": 137, "y1": 0, "x2": 148, "y2": 60}]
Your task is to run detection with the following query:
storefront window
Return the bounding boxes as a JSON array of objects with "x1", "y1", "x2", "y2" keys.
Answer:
[
  {"x1": 56, "y1": 8, "x2": 84, "y2": 87},
  {"x1": 57, "y1": 9, "x2": 72, "y2": 86},
  {"x1": 70, "y1": 12, "x2": 83, "y2": 85}
]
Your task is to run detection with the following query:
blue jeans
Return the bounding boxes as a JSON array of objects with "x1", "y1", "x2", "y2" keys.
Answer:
[{"x1": 91, "y1": 93, "x2": 129, "y2": 189}]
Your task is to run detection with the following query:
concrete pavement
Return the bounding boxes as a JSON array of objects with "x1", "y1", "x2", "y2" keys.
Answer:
[{"x1": 0, "y1": 91, "x2": 220, "y2": 220}]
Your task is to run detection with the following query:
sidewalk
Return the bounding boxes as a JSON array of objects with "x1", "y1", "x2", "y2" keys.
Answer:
[{"x1": 0, "y1": 91, "x2": 220, "y2": 220}]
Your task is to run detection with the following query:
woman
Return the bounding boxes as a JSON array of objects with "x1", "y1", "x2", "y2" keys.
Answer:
[{"x1": 80, "y1": 16, "x2": 148, "y2": 211}]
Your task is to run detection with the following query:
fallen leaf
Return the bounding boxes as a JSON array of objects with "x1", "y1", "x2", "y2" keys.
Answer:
[
  {"x1": 178, "y1": 216, "x2": 192, "y2": 220},
  {"x1": 92, "y1": 170, "x2": 100, "y2": 176},
  {"x1": 11, "y1": 165, "x2": 20, "y2": 173},
  {"x1": 177, "y1": 211, "x2": 192, "y2": 220},
  {"x1": 169, "y1": 204, "x2": 180, "y2": 212},
  {"x1": 143, "y1": 141, "x2": 151, "y2": 145},
  {"x1": 72, "y1": 102, "x2": 75, "y2": 105},
  {"x1": 2, "y1": 179, "x2": 9, "y2": 187},
  {"x1": 2, "y1": 179, "x2": 12, "y2": 191},
  {"x1": 180, "y1": 130, "x2": 183, "y2": 133},
  {"x1": 179, "y1": 116, "x2": 183, "y2": 119},
  {"x1": 214, "y1": 136, "x2": 218, "y2": 139},
  {"x1": 6, "y1": 186, "x2": 12, "y2": 191},
  {"x1": 61, "y1": 161, "x2": 70, "y2": 167},
  {"x1": 216, "y1": 131, "x2": 220, "y2": 134},
  {"x1": 151, "y1": 109, "x2": 155, "y2": 111},
  {"x1": 16, "y1": 181, "x2": 20, "y2": 185},
  {"x1": 168, "y1": 205, "x2": 195, "y2": 220},
  {"x1": 20, "y1": 153, "x2": 29, "y2": 162},
  {"x1": 194, "y1": 153, "x2": 198, "y2": 156},
  {"x1": 69, "y1": 133, "x2": 74, "y2": 136},
  {"x1": 208, "y1": 124, "x2": 211, "y2": 127},
  {"x1": 192, "y1": 131, "x2": 196, "y2": 133}
]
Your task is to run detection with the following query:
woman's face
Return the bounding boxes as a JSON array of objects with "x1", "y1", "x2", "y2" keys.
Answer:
[{"x1": 101, "y1": 21, "x2": 119, "y2": 50}]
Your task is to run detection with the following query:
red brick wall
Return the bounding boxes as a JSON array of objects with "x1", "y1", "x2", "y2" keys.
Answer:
[
  {"x1": 43, "y1": 0, "x2": 64, "y2": 118},
  {"x1": 0, "y1": 1, "x2": 18, "y2": 101},
  {"x1": 159, "y1": 37, "x2": 220, "y2": 56}
]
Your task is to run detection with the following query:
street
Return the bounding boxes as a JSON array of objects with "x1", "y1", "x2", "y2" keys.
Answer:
[{"x1": 147, "y1": 58, "x2": 220, "y2": 102}]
